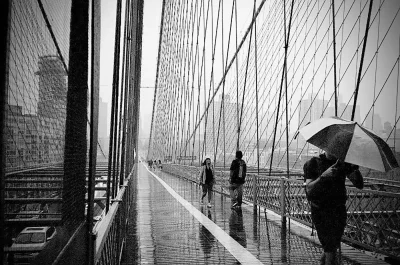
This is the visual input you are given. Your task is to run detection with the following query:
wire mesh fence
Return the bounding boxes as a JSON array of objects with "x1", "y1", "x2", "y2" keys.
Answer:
[{"x1": 1, "y1": 0, "x2": 142, "y2": 264}]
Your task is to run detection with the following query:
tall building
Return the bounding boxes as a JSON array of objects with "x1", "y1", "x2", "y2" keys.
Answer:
[
  {"x1": 365, "y1": 112, "x2": 383, "y2": 135},
  {"x1": 203, "y1": 94, "x2": 239, "y2": 158},
  {"x1": 36, "y1": 55, "x2": 67, "y2": 162},
  {"x1": 298, "y1": 93, "x2": 329, "y2": 129},
  {"x1": 36, "y1": 56, "x2": 67, "y2": 118},
  {"x1": 299, "y1": 93, "x2": 360, "y2": 129},
  {"x1": 6, "y1": 56, "x2": 67, "y2": 169}
]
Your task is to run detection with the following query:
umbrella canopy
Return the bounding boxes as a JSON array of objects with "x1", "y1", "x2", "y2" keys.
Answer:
[{"x1": 298, "y1": 116, "x2": 399, "y2": 172}]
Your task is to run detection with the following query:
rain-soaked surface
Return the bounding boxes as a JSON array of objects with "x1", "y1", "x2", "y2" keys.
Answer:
[{"x1": 126, "y1": 163, "x2": 387, "y2": 264}]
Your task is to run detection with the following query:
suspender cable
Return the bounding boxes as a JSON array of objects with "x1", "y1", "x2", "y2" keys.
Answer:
[
  {"x1": 235, "y1": 0, "x2": 239, "y2": 150},
  {"x1": 214, "y1": 0, "x2": 235, "y2": 166},
  {"x1": 352, "y1": 0, "x2": 373, "y2": 121},
  {"x1": 119, "y1": 0, "x2": 132, "y2": 185},
  {"x1": 149, "y1": 0, "x2": 166, "y2": 159},
  {"x1": 222, "y1": 0, "x2": 226, "y2": 169},
  {"x1": 177, "y1": 0, "x2": 191, "y2": 163},
  {"x1": 106, "y1": 0, "x2": 122, "y2": 212},
  {"x1": 331, "y1": 0, "x2": 338, "y2": 116},
  {"x1": 284, "y1": 0, "x2": 294, "y2": 178},
  {"x1": 184, "y1": 0, "x2": 268, "y2": 153},
  {"x1": 238, "y1": 2, "x2": 256, "y2": 149},
  {"x1": 190, "y1": 0, "x2": 203, "y2": 165},
  {"x1": 269, "y1": 0, "x2": 294, "y2": 176},
  {"x1": 182, "y1": 1, "x2": 196, "y2": 159},
  {"x1": 395, "y1": 33, "x2": 400, "y2": 151},
  {"x1": 87, "y1": 1, "x2": 101, "y2": 263},
  {"x1": 253, "y1": 0, "x2": 260, "y2": 175},
  {"x1": 202, "y1": 0, "x2": 218, "y2": 159}
]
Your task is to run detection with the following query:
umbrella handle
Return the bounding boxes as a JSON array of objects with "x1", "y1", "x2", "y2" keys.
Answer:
[{"x1": 333, "y1": 159, "x2": 340, "y2": 167}]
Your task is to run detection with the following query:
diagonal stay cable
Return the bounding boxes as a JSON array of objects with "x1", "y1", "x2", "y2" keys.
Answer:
[
  {"x1": 269, "y1": 0, "x2": 295, "y2": 175},
  {"x1": 183, "y1": 0, "x2": 268, "y2": 153}
]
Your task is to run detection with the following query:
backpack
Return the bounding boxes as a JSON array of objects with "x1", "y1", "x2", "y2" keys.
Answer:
[
  {"x1": 238, "y1": 160, "x2": 246, "y2": 180},
  {"x1": 232, "y1": 159, "x2": 246, "y2": 184}
]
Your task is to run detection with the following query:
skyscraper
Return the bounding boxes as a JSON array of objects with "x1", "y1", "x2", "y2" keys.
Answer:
[
  {"x1": 204, "y1": 94, "x2": 239, "y2": 159},
  {"x1": 36, "y1": 56, "x2": 67, "y2": 118},
  {"x1": 298, "y1": 93, "x2": 329, "y2": 129},
  {"x1": 35, "y1": 55, "x2": 67, "y2": 163}
]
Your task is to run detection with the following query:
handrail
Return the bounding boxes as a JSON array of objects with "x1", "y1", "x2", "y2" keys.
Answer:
[{"x1": 93, "y1": 165, "x2": 135, "y2": 264}]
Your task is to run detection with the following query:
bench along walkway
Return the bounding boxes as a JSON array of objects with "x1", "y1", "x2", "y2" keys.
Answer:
[{"x1": 127, "y1": 163, "x2": 388, "y2": 264}]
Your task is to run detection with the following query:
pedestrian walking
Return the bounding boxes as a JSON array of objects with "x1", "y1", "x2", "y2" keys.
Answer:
[
  {"x1": 198, "y1": 158, "x2": 215, "y2": 208},
  {"x1": 303, "y1": 150, "x2": 363, "y2": 265},
  {"x1": 158, "y1": 159, "x2": 163, "y2": 170},
  {"x1": 229, "y1": 151, "x2": 247, "y2": 208},
  {"x1": 298, "y1": 117, "x2": 398, "y2": 265}
]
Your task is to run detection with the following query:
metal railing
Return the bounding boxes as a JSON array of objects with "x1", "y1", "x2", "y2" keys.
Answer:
[
  {"x1": 93, "y1": 164, "x2": 136, "y2": 265},
  {"x1": 163, "y1": 163, "x2": 400, "y2": 260}
]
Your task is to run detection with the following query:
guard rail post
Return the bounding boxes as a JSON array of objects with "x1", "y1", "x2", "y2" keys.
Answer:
[
  {"x1": 280, "y1": 177, "x2": 286, "y2": 224},
  {"x1": 253, "y1": 174, "x2": 257, "y2": 210},
  {"x1": 221, "y1": 170, "x2": 224, "y2": 194}
]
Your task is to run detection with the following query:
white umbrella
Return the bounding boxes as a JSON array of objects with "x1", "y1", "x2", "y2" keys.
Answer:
[{"x1": 298, "y1": 116, "x2": 399, "y2": 172}]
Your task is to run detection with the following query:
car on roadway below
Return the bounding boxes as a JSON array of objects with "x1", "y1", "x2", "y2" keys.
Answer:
[{"x1": 8, "y1": 226, "x2": 56, "y2": 264}]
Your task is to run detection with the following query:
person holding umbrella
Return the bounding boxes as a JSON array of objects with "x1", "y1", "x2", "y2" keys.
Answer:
[
  {"x1": 304, "y1": 149, "x2": 363, "y2": 264},
  {"x1": 300, "y1": 117, "x2": 399, "y2": 265}
]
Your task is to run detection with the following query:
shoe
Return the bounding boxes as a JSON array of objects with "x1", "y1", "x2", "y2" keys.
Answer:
[{"x1": 207, "y1": 203, "x2": 212, "y2": 208}]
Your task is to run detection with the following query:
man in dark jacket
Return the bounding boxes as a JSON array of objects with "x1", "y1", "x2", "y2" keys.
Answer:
[
  {"x1": 304, "y1": 151, "x2": 363, "y2": 265},
  {"x1": 229, "y1": 151, "x2": 247, "y2": 208}
]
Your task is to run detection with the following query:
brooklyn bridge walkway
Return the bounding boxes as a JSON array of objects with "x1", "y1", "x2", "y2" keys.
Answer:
[{"x1": 124, "y1": 162, "x2": 388, "y2": 265}]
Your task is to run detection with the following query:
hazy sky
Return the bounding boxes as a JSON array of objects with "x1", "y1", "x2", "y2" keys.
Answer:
[
  {"x1": 99, "y1": 0, "x2": 163, "y2": 139},
  {"x1": 139, "y1": 0, "x2": 163, "y2": 139}
]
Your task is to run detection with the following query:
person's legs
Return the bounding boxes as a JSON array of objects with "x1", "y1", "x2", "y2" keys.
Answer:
[
  {"x1": 237, "y1": 184, "x2": 243, "y2": 206},
  {"x1": 207, "y1": 184, "x2": 213, "y2": 203},
  {"x1": 312, "y1": 205, "x2": 346, "y2": 265},
  {"x1": 201, "y1": 184, "x2": 207, "y2": 203},
  {"x1": 230, "y1": 184, "x2": 237, "y2": 207}
]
